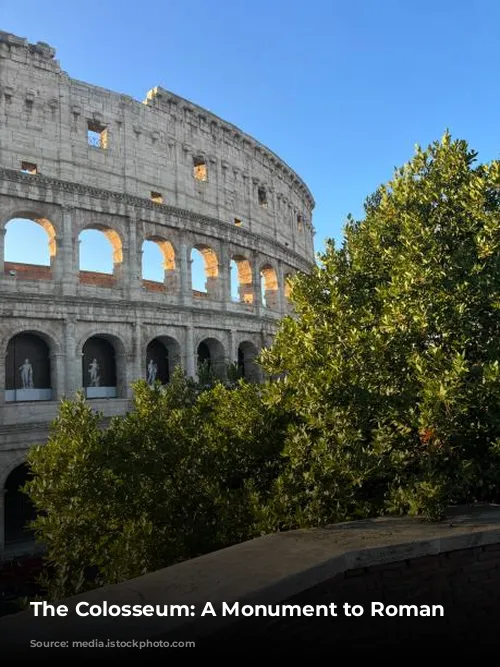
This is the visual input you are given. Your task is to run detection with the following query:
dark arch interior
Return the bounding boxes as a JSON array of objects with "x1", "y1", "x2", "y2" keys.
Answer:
[
  {"x1": 238, "y1": 343, "x2": 259, "y2": 382},
  {"x1": 82, "y1": 336, "x2": 117, "y2": 387},
  {"x1": 4, "y1": 464, "x2": 36, "y2": 545},
  {"x1": 146, "y1": 339, "x2": 170, "y2": 384},
  {"x1": 5, "y1": 333, "x2": 51, "y2": 391},
  {"x1": 197, "y1": 342, "x2": 211, "y2": 368},
  {"x1": 238, "y1": 346, "x2": 245, "y2": 377}
]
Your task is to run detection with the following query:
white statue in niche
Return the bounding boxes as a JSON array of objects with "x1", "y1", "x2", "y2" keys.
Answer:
[
  {"x1": 88, "y1": 358, "x2": 100, "y2": 387},
  {"x1": 19, "y1": 358, "x2": 34, "y2": 389},
  {"x1": 147, "y1": 358, "x2": 158, "y2": 385}
]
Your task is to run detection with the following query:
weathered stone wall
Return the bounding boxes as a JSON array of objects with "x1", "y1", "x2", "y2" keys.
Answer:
[
  {"x1": 0, "y1": 31, "x2": 315, "y2": 557},
  {"x1": 205, "y1": 544, "x2": 500, "y2": 648},
  {"x1": 0, "y1": 505, "x2": 499, "y2": 654}
]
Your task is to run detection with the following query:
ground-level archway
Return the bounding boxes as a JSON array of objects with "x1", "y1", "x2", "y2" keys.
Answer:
[
  {"x1": 197, "y1": 337, "x2": 226, "y2": 378},
  {"x1": 82, "y1": 335, "x2": 117, "y2": 398},
  {"x1": 5, "y1": 333, "x2": 52, "y2": 402},
  {"x1": 145, "y1": 336, "x2": 181, "y2": 385},
  {"x1": 4, "y1": 463, "x2": 36, "y2": 546},
  {"x1": 237, "y1": 341, "x2": 260, "y2": 382}
]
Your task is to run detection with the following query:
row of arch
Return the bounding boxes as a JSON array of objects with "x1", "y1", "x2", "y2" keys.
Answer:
[
  {"x1": 5, "y1": 332, "x2": 261, "y2": 402},
  {"x1": 4, "y1": 217, "x2": 294, "y2": 308}
]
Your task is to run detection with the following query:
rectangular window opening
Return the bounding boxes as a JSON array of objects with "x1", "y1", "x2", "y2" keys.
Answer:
[
  {"x1": 297, "y1": 214, "x2": 304, "y2": 232},
  {"x1": 87, "y1": 120, "x2": 108, "y2": 149},
  {"x1": 151, "y1": 191, "x2": 163, "y2": 204},
  {"x1": 21, "y1": 161, "x2": 37, "y2": 175},
  {"x1": 258, "y1": 186, "x2": 268, "y2": 207},
  {"x1": 193, "y1": 156, "x2": 208, "y2": 182}
]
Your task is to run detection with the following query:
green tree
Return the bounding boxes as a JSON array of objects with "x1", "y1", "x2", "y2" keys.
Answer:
[
  {"x1": 24, "y1": 368, "x2": 286, "y2": 600},
  {"x1": 259, "y1": 133, "x2": 500, "y2": 527}
]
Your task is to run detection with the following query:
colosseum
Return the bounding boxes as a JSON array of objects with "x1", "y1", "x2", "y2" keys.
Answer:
[{"x1": 0, "y1": 31, "x2": 315, "y2": 559}]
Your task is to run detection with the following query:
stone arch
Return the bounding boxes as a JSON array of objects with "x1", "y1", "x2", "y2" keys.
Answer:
[
  {"x1": 142, "y1": 235, "x2": 178, "y2": 292},
  {"x1": 3, "y1": 329, "x2": 59, "y2": 402},
  {"x1": 3, "y1": 462, "x2": 36, "y2": 546},
  {"x1": 0, "y1": 325, "x2": 61, "y2": 359},
  {"x1": 230, "y1": 254, "x2": 254, "y2": 304},
  {"x1": 0, "y1": 453, "x2": 28, "y2": 491},
  {"x1": 4, "y1": 213, "x2": 58, "y2": 279},
  {"x1": 237, "y1": 340, "x2": 260, "y2": 382},
  {"x1": 78, "y1": 223, "x2": 123, "y2": 286},
  {"x1": 145, "y1": 335, "x2": 181, "y2": 385},
  {"x1": 191, "y1": 243, "x2": 219, "y2": 298},
  {"x1": 260, "y1": 263, "x2": 279, "y2": 309},
  {"x1": 80, "y1": 332, "x2": 127, "y2": 399},
  {"x1": 197, "y1": 337, "x2": 226, "y2": 378}
]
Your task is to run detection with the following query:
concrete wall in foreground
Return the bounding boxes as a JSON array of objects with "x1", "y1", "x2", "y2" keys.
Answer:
[{"x1": 1, "y1": 504, "x2": 500, "y2": 653}]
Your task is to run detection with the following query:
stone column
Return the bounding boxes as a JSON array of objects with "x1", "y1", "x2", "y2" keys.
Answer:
[
  {"x1": 0, "y1": 343, "x2": 6, "y2": 417},
  {"x1": 228, "y1": 329, "x2": 237, "y2": 365},
  {"x1": 128, "y1": 213, "x2": 142, "y2": 300},
  {"x1": 0, "y1": 227, "x2": 6, "y2": 275},
  {"x1": 185, "y1": 326, "x2": 195, "y2": 378},
  {"x1": 64, "y1": 318, "x2": 77, "y2": 396},
  {"x1": 179, "y1": 241, "x2": 192, "y2": 306},
  {"x1": 277, "y1": 260, "x2": 286, "y2": 314},
  {"x1": 220, "y1": 244, "x2": 232, "y2": 307},
  {"x1": 0, "y1": 489, "x2": 4, "y2": 558},
  {"x1": 132, "y1": 321, "x2": 143, "y2": 385},
  {"x1": 52, "y1": 352, "x2": 65, "y2": 400},
  {"x1": 61, "y1": 206, "x2": 77, "y2": 296},
  {"x1": 253, "y1": 251, "x2": 263, "y2": 315}
]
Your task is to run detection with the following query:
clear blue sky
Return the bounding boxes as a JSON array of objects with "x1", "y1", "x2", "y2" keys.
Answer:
[{"x1": 3, "y1": 0, "x2": 500, "y2": 287}]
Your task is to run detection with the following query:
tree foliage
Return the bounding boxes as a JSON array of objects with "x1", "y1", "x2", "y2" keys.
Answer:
[
  {"x1": 259, "y1": 132, "x2": 500, "y2": 526},
  {"x1": 25, "y1": 369, "x2": 287, "y2": 600},
  {"x1": 23, "y1": 133, "x2": 500, "y2": 600}
]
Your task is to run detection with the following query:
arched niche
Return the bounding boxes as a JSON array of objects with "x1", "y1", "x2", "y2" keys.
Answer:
[
  {"x1": 191, "y1": 244, "x2": 219, "y2": 298},
  {"x1": 4, "y1": 216, "x2": 57, "y2": 280},
  {"x1": 260, "y1": 264, "x2": 279, "y2": 309},
  {"x1": 145, "y1": 336, "x2": 181, "y2": 385},
  {"x1": 4, "y1": 463, "x2": 36, "y2": 546},
  {"x1": 78, "y1": 224, "x2": 123, "y2": 287},
  {"x1": 142, "y1": 236, "x2": 177, "y2": 292},
  {"x1": 197, "y1": 337, "x2": 226, "y2": 377},
  {"x1": 82, "y1": 335, "x2": 118, "y2": 398},
  {"x1": 237, "y1": 341, "x2": 260, "y2": 382},
  {"x1": 5, "y1": 333, "x2": 52, "y2": 402},
  {"x1": 231, "y1": 255, "x2": 254, "y2": 304}
]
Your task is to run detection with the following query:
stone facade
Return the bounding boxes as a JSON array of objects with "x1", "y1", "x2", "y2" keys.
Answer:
[{"x1": 0, "y1": 31, "x2": 315, "y2": 557}]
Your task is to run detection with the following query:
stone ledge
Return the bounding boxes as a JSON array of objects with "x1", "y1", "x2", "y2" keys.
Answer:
[{"x1": 1, "y1": 503, "x2": 500, "y2": 653}]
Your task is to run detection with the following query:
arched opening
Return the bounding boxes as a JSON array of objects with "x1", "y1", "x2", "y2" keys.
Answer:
[
  {"x1": 237, "y1": 341, "x2": 260, "y2": 382},
  {"x1": 4, "y1": 463, "x2": 36, "y2": 546},
  {"x1": 142, "y1": 237, "x2": 177, "y2": 292},
  {"x1": 4, "y1": 216, "x2": 56, "y2": 281},
  {"x1": 197, "y1": 337, "x2": 225, "y2": 377},
  {"x1": 146, "y1": 336, "x2": 180, "y2": 385},
  {"x1": 78, "y1": 225, "x2": 122, "y2": 288},
  {"x1": 260, "y1": 264, "x2": 279, "y2": 309},
  {"x1": 82, "y1": 335, "x2": 117, "y2": 398},
  {"x1": 230, "y1": 255, "x2": 254, "y2": 304},
  {"x1": 191, "y1": 244, "x2": 219, "y2": 298},
  {"x1": 5, "y1": 333, "x2": 52, "y2": 402}
]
